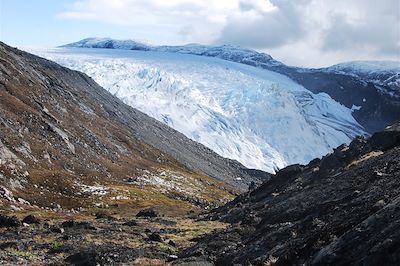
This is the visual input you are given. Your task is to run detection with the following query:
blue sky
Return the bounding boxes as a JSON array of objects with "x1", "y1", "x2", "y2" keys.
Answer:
[
  {"x1": 0, "y1": 0, "x2": 148, "y2": 47},
  {"x1": 1, "y1": 0, "x2": 398, "y2": 67}
]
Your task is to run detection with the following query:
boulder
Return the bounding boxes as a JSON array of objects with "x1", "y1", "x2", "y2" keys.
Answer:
[
  {"x1": 148, "y1": 233, "x2": 163, "y2": 242},
  {"x1": 122, "y1": 220, "x2": 137, "y2": 226},
  {"x1": 61, "y1": 220, "x2": 96, "y2": 230},
  {"x1": 0, "y1": 214, "x2": 20, "y2": 227},
  {"x1": 22, "y1": 214, "x2": 40, "y2": 224},
  {"x1": 136, "y1": 208, "x2": 158, "y2": 218},
  {"x1": 95, "y1": 212, "x2": 116, "y2": 221}
]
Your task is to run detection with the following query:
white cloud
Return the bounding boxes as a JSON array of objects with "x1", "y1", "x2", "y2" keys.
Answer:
[
  {"x1": 58, "y1": 0, "x2": 240, "y2": 44},
  {"x1": 216, "y1": 0, "x2": 307, "y2": 49},
  {"x1": 58, "y1": 0, "x2": 400, "y2": 67}
]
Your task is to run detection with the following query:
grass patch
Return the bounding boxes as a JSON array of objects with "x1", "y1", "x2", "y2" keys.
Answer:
[
  {"x1": 52, "y1": 240, "x2": 64, "y2": 250},
  {"x1": 9, "y1": 250, "x2": 34, "y2": 259}
]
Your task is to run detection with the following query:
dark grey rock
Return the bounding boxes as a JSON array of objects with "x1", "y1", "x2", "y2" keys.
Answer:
[
  {"x1": 122, "y1": 220, "x2": 137, "y2": 226},
  {"x1": 66, "y1": 244, "x2": 137, "y2": 266},
  {"x1": 22, "y1": 214, "x2": 40, "y2": 224},
  {"x1": 0, "y1": 214, "x2": 20, "y2": 227},
  {"x1": 95, "y1": 212, "x2": 116, "y2": 221},
  {"x1": 148, "y1": 233, "x2": 163, "y2": 242},
  {"x1": 61, "y1": 220, "x2": 96, "y2": 230},
  {"x1": 136, "y1": 208, "x2": 158, "y2": 218}
]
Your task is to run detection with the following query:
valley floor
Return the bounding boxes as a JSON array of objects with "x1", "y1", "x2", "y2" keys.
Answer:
[{"x1": 0, "y1": 205, "x2": 226, "y2": 265}]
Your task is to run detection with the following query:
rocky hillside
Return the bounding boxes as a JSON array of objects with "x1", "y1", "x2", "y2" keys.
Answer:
[
  {"x1": 0, "y1": 41, "x2": 268, "y2": 217},
  {"x1": 177, "y1": 123, "x2": 400, "y2": 265}
]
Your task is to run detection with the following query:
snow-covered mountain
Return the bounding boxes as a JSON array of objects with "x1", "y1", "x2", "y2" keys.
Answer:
[
  {"x1": 30, "y1": 47, "x2": 366, "y2": 173},
  {"x1": 61, "y1": 37, "x2": 283, "y2": 68},
  {"x1": 62, "y1": 37, "x2": 151, "y2": 51},
  {"x1": 326, "y1": 60, "x2": 400, "y2": 74},
  {"x1": 324, "y1": 61, "x2": 400, "y2": 97}
]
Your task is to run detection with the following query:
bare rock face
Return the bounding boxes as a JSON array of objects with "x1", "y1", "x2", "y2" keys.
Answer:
[{"x1": 177, "y1": 126, "x2": 400, "y2": 265}]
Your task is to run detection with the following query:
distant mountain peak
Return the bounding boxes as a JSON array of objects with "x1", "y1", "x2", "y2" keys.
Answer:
[
  {"x1": 326, "y1": 60, "x2": 400, "y2": 74},
  {"x1": 61, "y1": 37, "x2": 152, "y2": 51},
  {"x1": 61, "y1": 37, "x2": 282, "y2": 67}
]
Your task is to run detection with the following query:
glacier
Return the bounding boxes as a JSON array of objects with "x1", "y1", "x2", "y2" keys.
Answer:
[{"x1": 29, "y1": 47, "x2": 366, "y2": 173}]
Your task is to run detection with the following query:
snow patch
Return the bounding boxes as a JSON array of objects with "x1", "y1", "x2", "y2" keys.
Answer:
[{"x1": 80, "y1": 184, "x2": 109, "y2": 195}]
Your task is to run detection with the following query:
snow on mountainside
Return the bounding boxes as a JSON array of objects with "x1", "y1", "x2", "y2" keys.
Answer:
[
  {"x1": 30, "y1": 47, "x2": 366, "y2": 173},
  {"x1": 326, "y1": 61, "x2": 400, "y2": 75},
  {"x1": 324, "y1": 61, "x2": 400, "y2": 97},
  {"x1": 61, "y1": 37, "x2": 283, "y2": 68},
  {"x1": 62, "y1": 37, "x2": 151, "y2": 51}
]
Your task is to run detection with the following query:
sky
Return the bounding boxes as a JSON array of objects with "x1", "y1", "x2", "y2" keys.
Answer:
[{"x1": 0, "y1": 0, "x2": 399, "y2": 67}]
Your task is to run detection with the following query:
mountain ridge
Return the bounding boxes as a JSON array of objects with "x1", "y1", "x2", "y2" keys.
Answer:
[{"x1": 61, "y1": 37, "x2": 399, "y2": 71}]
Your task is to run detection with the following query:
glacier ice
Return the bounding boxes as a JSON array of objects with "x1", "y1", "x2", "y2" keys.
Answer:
[{"x1": 29, "y1": 47, "x2": 366, "y2": 173}]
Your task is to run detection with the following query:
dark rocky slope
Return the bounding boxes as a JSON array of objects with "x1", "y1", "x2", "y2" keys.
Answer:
[{"x1": 177, "y1": 123, "x2": 400, "y2": 265}]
